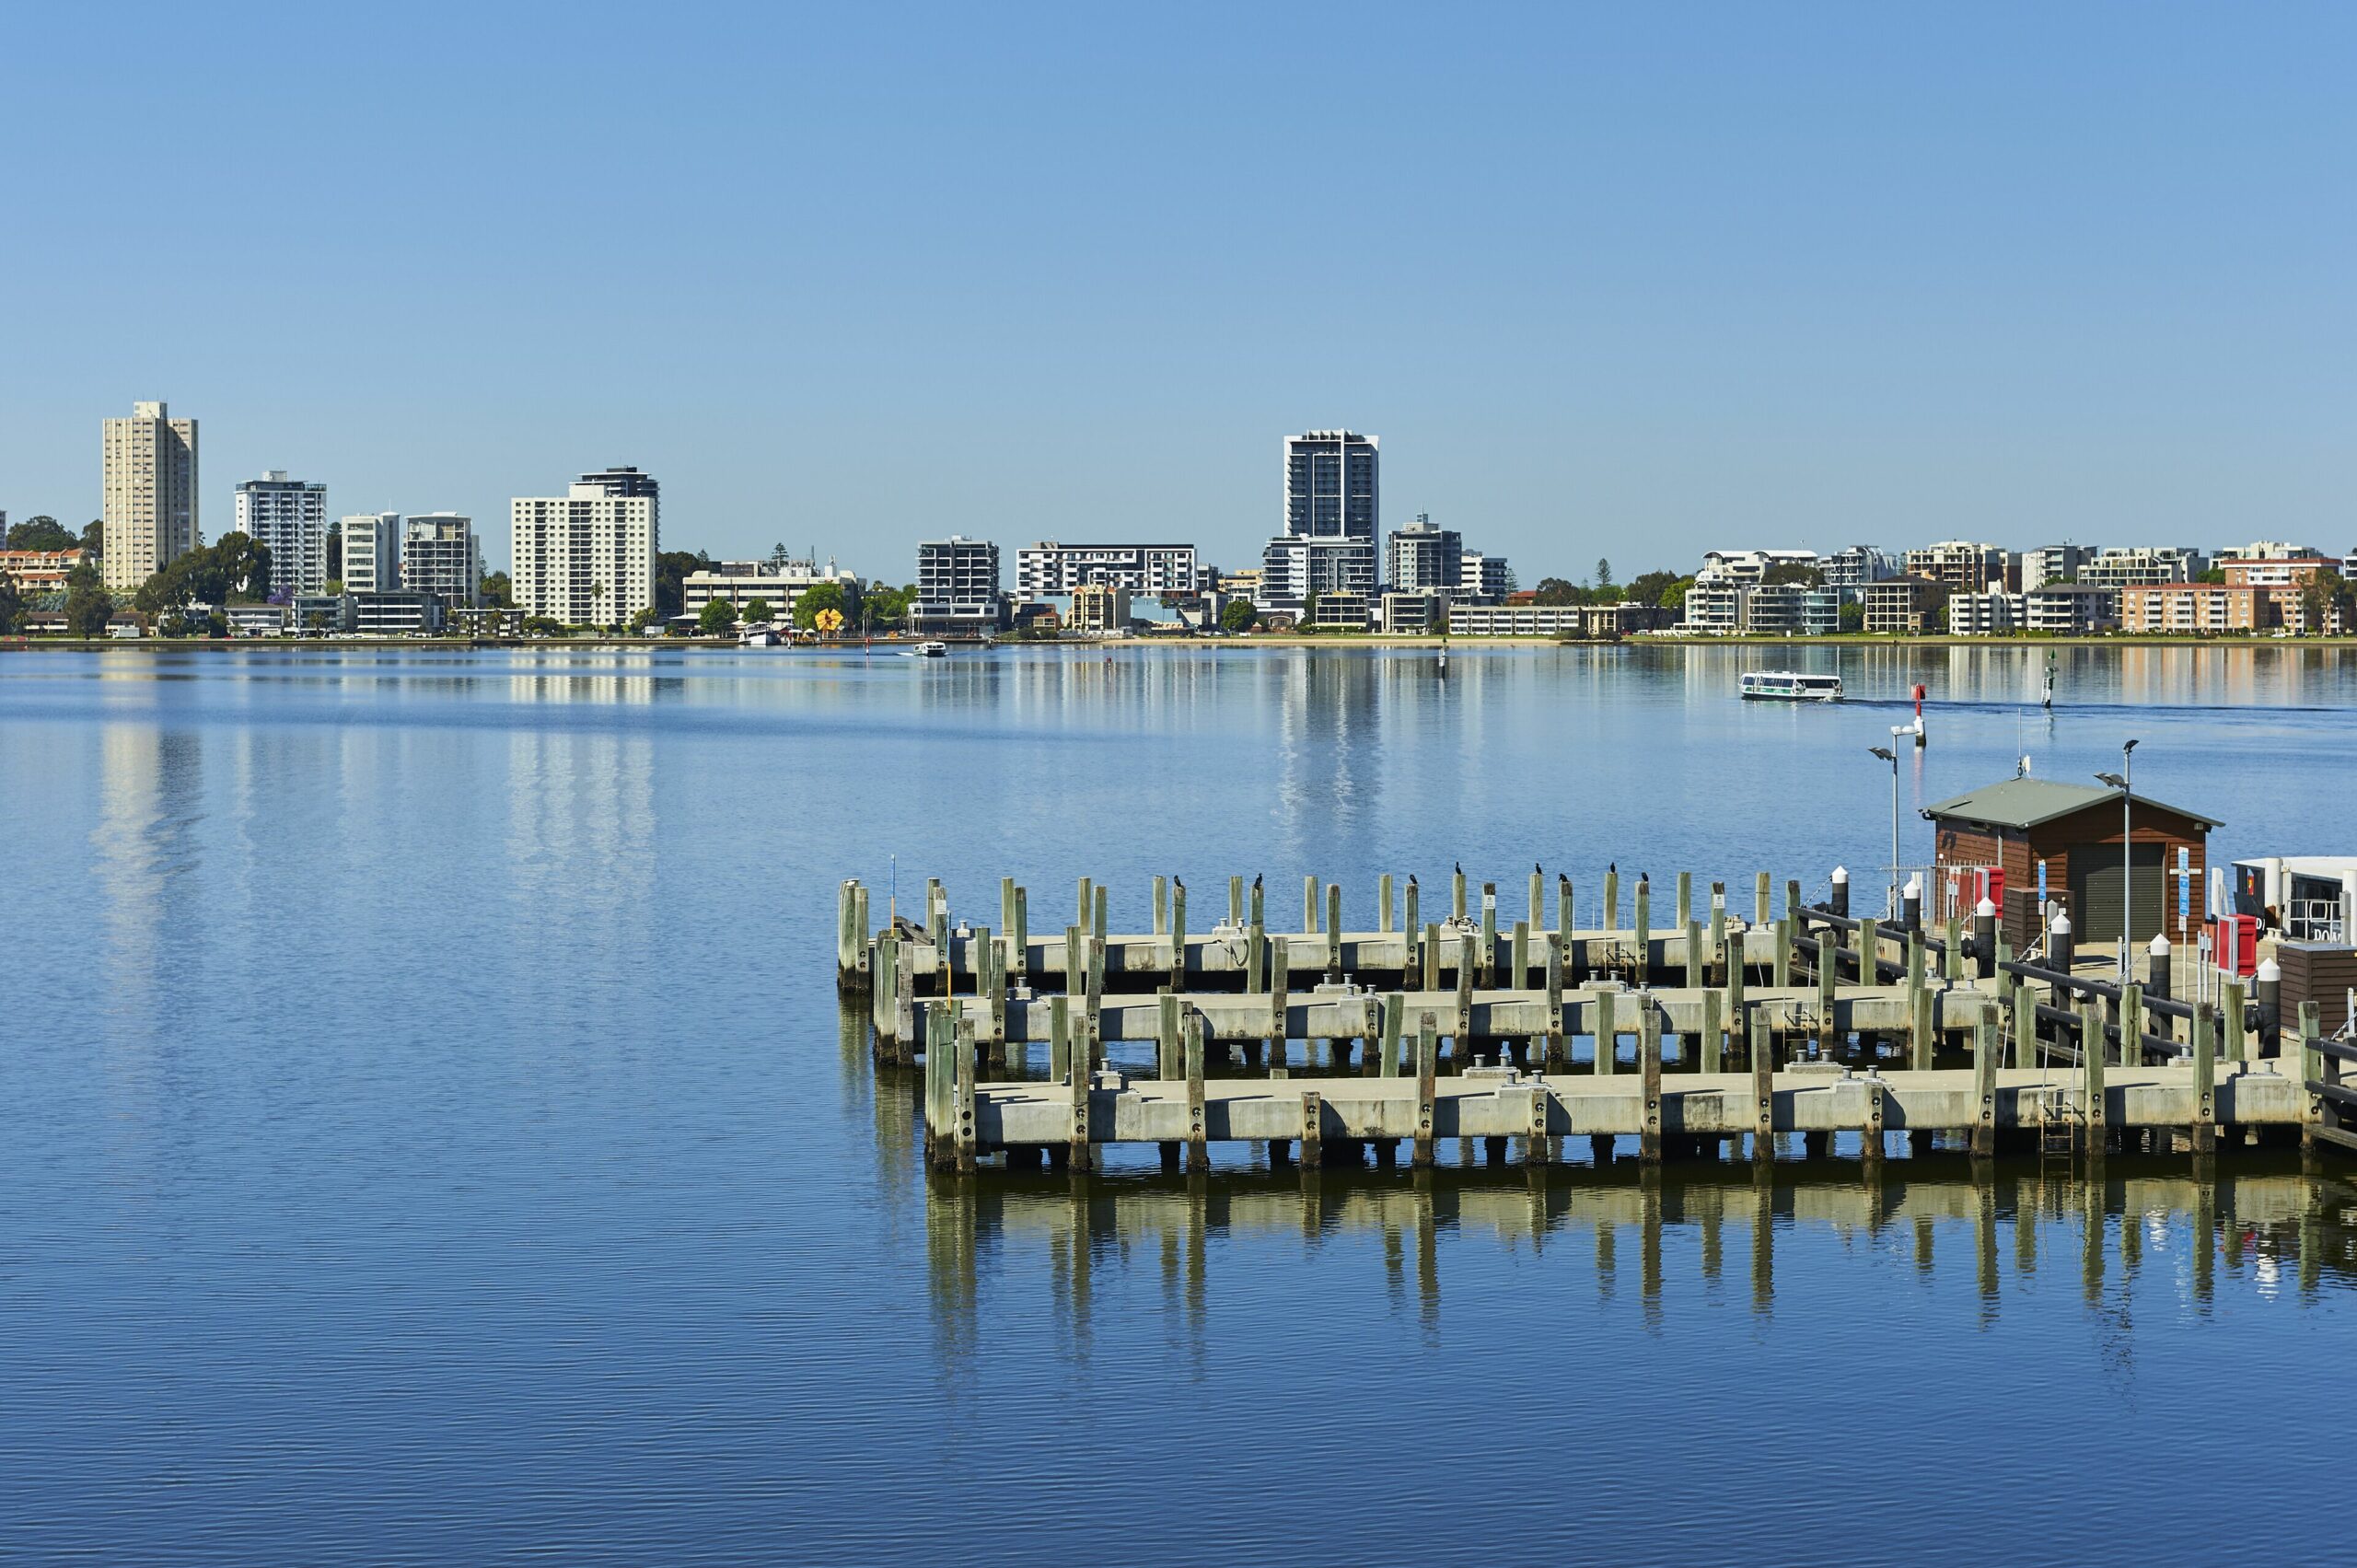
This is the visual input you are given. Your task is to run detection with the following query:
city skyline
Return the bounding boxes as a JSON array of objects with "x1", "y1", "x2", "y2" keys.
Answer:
[{"x1": 3, "y1": 6, "x2": 2351, "y2": 576}]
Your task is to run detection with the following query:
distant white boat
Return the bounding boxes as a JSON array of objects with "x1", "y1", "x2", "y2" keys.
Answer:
[
  {"x1": 1740, "y1": 670, "x2": 1842, "y2": 703},
  {"x1": 739, "y1": 625, "x2": 781, "y2": 647},
  {"x1": 904, "y1": 640, "x2": 949, "y2": 658}
]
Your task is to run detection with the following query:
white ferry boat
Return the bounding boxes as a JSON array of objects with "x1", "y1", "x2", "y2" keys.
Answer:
[
  {"x1": 1740, "y1": 669, "x2": 1842, "y2": 703},
  {"x1": 911, "y1": 640, "x2": 949, "y2": 658}
]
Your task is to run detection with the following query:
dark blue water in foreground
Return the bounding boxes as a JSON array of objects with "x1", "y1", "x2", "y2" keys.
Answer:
[{"x1": 3, "y1": 642, "x2": 2353, "y2": 1566}]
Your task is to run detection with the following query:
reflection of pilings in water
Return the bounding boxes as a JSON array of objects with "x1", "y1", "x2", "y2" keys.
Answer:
[{"x1": 921, "y1": 1160, "x2": 2347, "y2": 1342}]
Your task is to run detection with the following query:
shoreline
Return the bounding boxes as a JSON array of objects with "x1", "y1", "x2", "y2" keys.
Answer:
[{"x1": 9, "y1": 633, "x2": 2357, "y2": 654}]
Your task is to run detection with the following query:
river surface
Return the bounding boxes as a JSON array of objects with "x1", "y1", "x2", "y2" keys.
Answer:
[{"x1": 3, "y1": 643, "x2": 2353, "y2": 1565}]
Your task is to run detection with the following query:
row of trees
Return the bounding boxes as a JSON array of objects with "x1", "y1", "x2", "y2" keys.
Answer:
[{"x1": 5, "y1": 515, "x2": 103, "y2": 555}]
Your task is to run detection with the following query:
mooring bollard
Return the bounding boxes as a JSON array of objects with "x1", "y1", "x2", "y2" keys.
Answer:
[
  {"x1": 2257, "y1": 958, "x2": 2282, "y2": 1056},
  {"x1": 1973, "y1": 898, "x2": 1997, "y2": 980},
  {"x1": 1901, "y1": 874, "x2": 1922, "y2": 934},
  {"x1": 2146, "y1": 934, "x2": 2172, "y2": 1046},
  {"x1": 2048, "y1": 912, "x2": 2074, "y2": 1008},
  {"x1": 1830, "y1": 865, "x2": 1849, "y2": 920}
]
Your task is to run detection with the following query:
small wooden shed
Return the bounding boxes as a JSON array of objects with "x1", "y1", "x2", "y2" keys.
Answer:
[{"x1": 1922, "y1": 777, "x2": 2218, "y2": 951}]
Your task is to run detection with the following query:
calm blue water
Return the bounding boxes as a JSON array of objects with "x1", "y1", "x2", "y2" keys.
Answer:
[{"x1": 3, "y1": 643, "x2": 2353, "y2": 1566}]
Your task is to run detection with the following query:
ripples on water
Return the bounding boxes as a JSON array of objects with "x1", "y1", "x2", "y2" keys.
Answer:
[{"x1": 2, "y1": 644, "x2": 2354, "y2": 1566}]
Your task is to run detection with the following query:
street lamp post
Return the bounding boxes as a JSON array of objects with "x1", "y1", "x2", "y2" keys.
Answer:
[
  {"x1": 2096, "y1": 738, "x2": 2139, "y2": 981},
  {"x1": 1870, "y1": 746, "x2": 1899, "y2": 917}
]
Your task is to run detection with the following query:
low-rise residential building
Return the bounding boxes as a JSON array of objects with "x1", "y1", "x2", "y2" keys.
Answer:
[
  {"x1": 292, "y1": 592, "x2": 353, "y2": 633},
  {"x1": 1260, "y1": 536, "x2": 1376, "y2": 614},
  {"x1": 681, "y1": 557, "x2": 859, "y2": 622},
  {"x1": 0, "y1": 548, "x2": 91, "y2": 590},
  {"x1": 1947, "y1": 591, "x2": 2016, "y2": 635},
  {"x1": 1682, "y1": 581, "x2": 1835, "y2": 634},
  {"x1": 223, "y1": 603, "x2": 290, "y2": 635},
  {"x1": 2214, "y1": 540, "x2": 2322, "y2": 563},
  {"x1": 1696, "y1": 549, "x2": 1817, "y2": 586},
  {"x1": 1448, "y1": 602, "x2": 1668, "y2": 638},
  {"x1": 1903, "y1": 540, "x2": 2012, "y2": 594},
  {"x1": 1379, "y1": 590, "x2": 1445, "y2": 634},
  {"x1": 1067, "y1": 583, "x2": 1132, "y2": 635},
  {"x1": 1305, "y1": 588, "x2": 1373, "y2": 631},
  {"x1": 1458, "y1": 551, "x2": 1511, "y2": 604},
  {"x1": 1681, "y1": 582, "x2": 1744, "y2": 634},
  {"x1": 2019, "y1": 544, "x2": 2090, "y2": 592},
  {"x1": 2078, "y1": 546, "x2": 2204, "y2": 590},
  {"x1": 1862, "y1": 578, "x2": 1932, "y2": 634},
  {"x1": 2124, "y1": 557, "x2": 2343, "y2": 635},
  {"x1": 447, "y1": 607, "x2": 528, "y2": 637},
  {"x1": 350, "y1": 590, "x2": 444, "y2": 636},
  {"x1": 1817, "y1": 545, "x2": 1896, "y2": 598},
  {"x1": 2022, "y1": 583, "x2": 2119, "y2": 634},
  {"x1": 1016, "y1": 541, "x2": 1203, "y2": 598}
]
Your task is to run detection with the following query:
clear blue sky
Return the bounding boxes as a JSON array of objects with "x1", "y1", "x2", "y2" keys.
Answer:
[{"x1": 2, "y1": 2, "x2": 2350, "y2": 580}]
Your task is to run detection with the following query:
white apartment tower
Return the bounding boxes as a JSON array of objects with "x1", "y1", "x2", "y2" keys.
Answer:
[
  {"x1": 510, "y1": 467, "x2": 659, "y2": 624},
  {"x1": 401, "y1": 514, "x2": 481, "y2": 608},
  {"x1": 234, "y1": 471, "x2": 329, "y2": 596},
  {"x1": 341, "y1": 513, "x2": 401, "y2": 592},
  {"x1": 101, "y1": 400, "x2": 200, "y2": 592}
]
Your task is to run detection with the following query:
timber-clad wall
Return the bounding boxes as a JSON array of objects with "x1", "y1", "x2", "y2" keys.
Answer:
[
  {"x1": 2278, "y1": 942, "x2": 2357, "y2": 1034},
  {"x1": 1933, "y1": 800, "x2": 2207, "y2": 952}
]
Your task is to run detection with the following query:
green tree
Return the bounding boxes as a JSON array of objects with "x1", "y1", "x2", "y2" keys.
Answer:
[
  {"x1": 480, "y1": 569, "x2": 513, "y2": 607},
  {"x1": 325, "y1": 520, "x2": 343, "y2": 582},
  {"x1": 0, "y1": 571, "x2": 23, "y2": 633},
  {"x1": 698, "y1": 597, "x2": 738, "y2": 635},
  {"x1": 521, "y1": 616, "x2": 568, "y2": 636},
  {"x1": 1763, "y1": 562, "x2": 1824, "y2": 587},
  {"x1": 741, "y1": 597, "x2": 773, "y2": 625},
  {"x1": 1301, "y1": 589, "x2": 1320, "y2": 628},
  {"x1": 2299, "y1": 568, "x2": 2349, "y2": 634},
  {"x1": 656, "y1": 551, "x2": 711, "y2": 619},
  {"x1": 6, "y1": 515, "x2": 75, "y2": 552},
  {"x1": 64, "y1": 563, "x2": 112, "y2": 636},
  {"x1": 627, "y1": 606, "x2": 660, "y2": 634},
  {"x1": 1622, "y1": 570, "x2": 1677, "y2": 610},
  {"x1": 793, "y1": 581, "x2": 851, "y2": 631},
  {"x1": 1531, "y1": 576, "x2": 1581, "y2": 607},
  {"x1": 1655, "y1": 575, "x2": 1696, "y2": 610},
  {"x1": 1595, "y1": 558, "x2": 1613, "y2": 588},
  {"x1": 588, "y1": 581, "x2": 607, "y2": 628},
  {"x1": 80, "y1": 519, "x2": 103, "y2": 557},
  {"x1": 1839, "y1": 602, "x2": 1865, "y2": 633},
  {"x1": 1220, "y1": 597, "x2": 1257, "y2": 633}
]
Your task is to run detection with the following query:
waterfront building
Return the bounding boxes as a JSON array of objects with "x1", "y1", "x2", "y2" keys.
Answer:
[
  {"x1": 1458, "y1": 551, "x2": 1511, "y2": 605},
  {"x1": 2021, "y1": 584, "x2": 2119, "y2": 634},
  {"x1": 1684, "y1": 580, "x2": 1835, "y2": 634},
  {"x1": 1015, "y1": 542, "x2": 1202, "y2": 598},
  {"x1": 1695, "y1": 549, "x2": 1817, "y2": 586},
  {"x1": 1260, "y1": 429, "x2": 1378, "y2": 612},
  {"x1": 233, "y1": 471, "x2": 330, "y2": 597},
  {"x1": 1817, "y1": 545, "x2": 1895, "y2": 597},
  {"x1": 1303, "y1": 588, "x2": 1373, "y2": 631},
  {"x1": 1902, "y1": 540, "x2": 2012, "y2": 594},
  {"x1": 1681, "y1": 582, "x2": 1743, "y2": 633},
  {"x1": 447, "y1": 607, "x2": 527, "y2": 638},
  {"x1": 340, "y1": 512, "x2": 401, "y2": 592},
  {"x1": 510, "y1": 467, "x2": 659, "y2": 624},
  {"x1": 1068, "y1": 583, "x2": 1132, "y2": 635},
  {"x1": 0, "y1": 548, "x2": 92, "y2": 591},
  {"x1": 1448, "y1": 603, "x2": 1668, "y2": 637},
  {"x1": 680, "y1": 556, "x2": 859, "y2": 622},
  {"x1": 350, "y1": 590, "x2": 445, "y2": 635},
  {"x1": 1259, "y1": 535, "x2": 1376, "y2": 615},
  {"x1": 2078, "y1": 546, "x2": 2204, "y2": 590},
  {"x1": 399, "y1": 514, "x2": 480, "y2": 609},
  {"x1": 2019, "y1": 544, "x2": 2090, "y2": 592},
  {"x1": 2122, "y1": 559, "x2": 2339, "y2": 635},
  {"x1": 1925, "y1": 776, "x2": 2215, "y2": 948},
  {"x1": 292, "y1": 592, "x2": 353, "y2": 633},
  {"x1": 1379, "y1": 590, "x2": 1445, "y2": 634},
  {"x1": 2214, "y1": 540, "x2": 2322, "y2": 562},
  {"x1": 1862, "y1": 578, "x2": 1932, "y2": 634},
  {"x1": 911, "y1": 537, "x2": 1005, "y2": 633},
  {"x1": 1947, "y1": 591, "x2": 2017, "y2": 635},
  {"x1": 1385, "y1": 515, "x2": 1461, "y2": 594},
  {"x1": 222, "y1": 603, "x2": 290, "y2": 635},
  {"x1": 101, "y1": 400, "x2": 199, "y2": 592}
]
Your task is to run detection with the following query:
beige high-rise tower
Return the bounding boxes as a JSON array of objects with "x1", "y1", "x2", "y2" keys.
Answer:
[{"x1": 101, "y1": 400, "x2": 200, "y2": 592}]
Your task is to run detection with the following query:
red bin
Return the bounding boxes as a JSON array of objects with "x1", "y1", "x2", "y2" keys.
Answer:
[{"x1": 2212, "y1": 914, "x2": 2257, "y2": 978}]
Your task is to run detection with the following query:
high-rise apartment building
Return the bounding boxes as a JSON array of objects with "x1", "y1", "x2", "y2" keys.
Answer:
[
  {"x1": 340, "y1": 513, "x2": 401, "y2": 592},
  {"x1": 233, "y1": 471, "x2": 329, "y2": 597},
  {"x1": 1262, "y1": 429, "x2": 1379, "y2": 612},
  {"x1": 911, "y1": 537, "x2": 1005, "y2": 633},
  {"x1": 1385, "y1": 514, "x2": 1462, "y2": 594},
  {"x1": 401, "y1": 514, "x2": 481, "y2": 608},
  {"x1": 510, "y1": 468, "x2": 660, "y2": 624},
  {"x1": 101, "y1": 400, "x2": 199, "y2": 591},
  {"x1": 1458, "y1": 552, "x2": 1511, "y2": 604}
]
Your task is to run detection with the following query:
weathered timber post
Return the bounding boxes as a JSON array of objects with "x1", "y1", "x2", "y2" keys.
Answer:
[
  {"x1": 893, "y1": 941, "x2": 918, "y2": 1065},
  {"x1": 1158, "y1": 992, "x2": 1180, "y2": 1080},
  {"x1": 1001, "y1": 876, "x2": 1017, "y2": 941},
  {"x1": 2191, "y1": 1002, "x2": 2216, "y2": 1156},
  {"x1": 1074, "y1": 877, "x2": 1089, "y2": 931},
  {"x1": 1756, "y1": 871, "x2": 1772, "y2": 927},
  {"x1": 1595, "y1": 989, "x2": 1618, "y2": 1076},
  {"x1": 1050, "y1": 994, "x2": 1071, "y2": 1083},
  {"x1": 1067, "y1": 1006, "x2": 1092, "y2": 1172},
  {"x1": 1829, "y1": 865, "x2": 1849, "y2": 919},
  {"x1": 1817, "y1": 940, "x2": 1838, "y2": 1058},
  {"x1": 1634, "y1": 877, "x2": 1652, "y2": 985},
  {"x1": 954, "y1": 1015, "x2": 980, "y2": 1173},
  {"x1": 1529, "y1": 865, "x2": 1544, "y2": 932},
  {"x1": 1685, "y1": 919, "x2": 1703, "y2": 993},
  {"x1": 1065, "y1": 923, "x2": 1084, "y2": 1000},
  {"x1": 1422, "y1": 922, "x2": 1442, "y2": 993},
  {"x1": 1701, "y1": 989, "x2": 1724, "y2": 1074},
  {"x1": 1787, "y1": 877, "x2": 1803, "y2": 922},
  {"x1": 2298, "y1": 1000, "x2": 2322, "y2": 1148},
  {"x1": 1229, "y1": 875, "x2": 1243, "y2": 928},
  {"x1": 2120, "y1": 983, "x2": 2144, "y2": 1066},
  {"x1": 1327, "y1": 884, "x2": 1342, "y2": 976},
  {"x1": 1153, "y1": 875, "x2": 1167, "y2": 935},
  {"x1": 1269, "y1": 936, "x2": 1291, "y2": 1075},
  {"x1": 1012, "y1": 889, "x2": 1028, "y2": 986},
  {"x1": 2222, "y1": 978, "x2": 2247, "y2": 1066},
  {"x1": 1480, "y1": 885, "x2": 1498, "y2": 986},
  {"x1": 873, "y1": 932, "x2": 900, "y2": 1048},
  {"x1": 1456, "y1": 932, "x2": 1477, "y2": 1053},
  {"x1": 1413, "y1": 1014, "x2": 1439, "y2": 1167},
  {"x1": 1751, "y1": 1014, "x2": 1775, "y2": 1161},
  {"x1": 1248, "y1": 895, "x2": 1267, "y2": 994},
  {"x1": 2082, "y1": 994, "x2": 2107, "y2": 1146},
  {"x1": 1912, "y1": 980, "x2": 1933, "y2": 1072},
  {"x1": 1640, "y1": 1004, "x2": 1664, "y2": 1162},
  {"x1": 1858, "y1": 916, "x2": 1879, "y2": 986},
  {"x1": 1452, "y1": 867, "x2": 1468, "y2": 924},
  {"x1": 838, "y1": 879, "x2": 862, "y2": 985},
  {"x1": 1773, "y1": 916, "x2": 1791, "y2": 988},
  {"x1": 1677, "y1": 870, "x2": 1692, "y2": 933},
  {"x1": 1513, "y1": 920, "x2": 1530, "y2": 993},
  {"x1": 928, "y1": 889, "x2": 949, "y2": 996},
  {"x1": 1299, "y1": 1089, "x2": 1323, "y2": 1167},
  {"x1": 1170, "y1": 880, "x2": 1188, "y2": 991},
  {"x1": 1558, "y1": 876, "x2": 1575, "y2": 974},
  {"x1": 1973, "y1": 898, "x2": 1996, "y2": 980},
  {"x1": 1380, "y1": 994, "x2": 1403, "y2": 1077},
  {"x1": 1379, "y1": 872, "x2": 1395, "y2": 934},
  {"x1": 1544, "y1": 938, "x2": 1565, "y2": 1071},
  {"x1": 1943, "y1": 912, "x2": 1961, "y2": 982},
  {"x1": 1709, "y1": 887, "x2": 1727, "y2": 986},
  {"x1": 2013, "y1": 977, "x2": 2038, "y2": 1070},
  {"x1": 1304, "y1": 875, "x2": 1318, "y2": 935},
  {"x1": 922, "y1": 1003, "x2": 948, "y2": 1167},
  {"x1": 1092, "y1": 885, "x2": 1108, "y2": 947},
  {"x1": 1185, "y1": 1013, "x2": 1208, "y2": 1173},
  {"x1": 1404, "y1": 878, "x2": 1422, "y2": 965},
  {"x1": 1725, "y1": 948, "x2": 1747, "y2": 1062},
  {"x1": 1860, "y1": 1066, "x2": 1885, "y2": 1167},
  {"x1": 1972, "y1": 1015, "x2": 1998, "y2": 1157},
  {"x1": 1604, "y1": 865, "x2": 1620, "y2": 932}
]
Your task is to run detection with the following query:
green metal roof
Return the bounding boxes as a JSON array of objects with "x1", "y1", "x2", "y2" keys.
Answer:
[{"x1": 1921, "y1": 777, "x2": 2220, "y2": 832}]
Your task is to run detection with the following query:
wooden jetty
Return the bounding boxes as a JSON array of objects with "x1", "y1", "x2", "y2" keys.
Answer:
[{"x1": 832, "y1": 869, "x2": 2345, "y2": 1174}]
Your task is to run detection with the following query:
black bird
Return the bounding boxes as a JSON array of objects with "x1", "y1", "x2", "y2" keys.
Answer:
[
  {"x1": 1408, "y1": 873, "x2": 1418, "y2": 888},
  {"x1": 1173, "y1": 877, "x2": 1184, "y2": 894},
  {"x1": 1252, "y1": 873, "x2": 1263, "y2": 892},
  {"x1": 1609, "y1": 862, "x2": 1617, "y2": 875},
  {"x1": 1455, "y1": 861, "x2": 1462, "y2": 876}
]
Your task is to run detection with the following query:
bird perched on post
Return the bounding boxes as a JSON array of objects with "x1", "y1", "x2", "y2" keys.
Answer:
[{"x1": 1251, "y1": 873, "x2": 1262, "y2": 892}]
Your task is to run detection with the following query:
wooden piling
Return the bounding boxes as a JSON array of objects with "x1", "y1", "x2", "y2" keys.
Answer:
[
  {"x1": 1676, "y1": 870, "x2": 1692, "y2": 933},
  {"x1": 954, "y1": 1015, "x2": 980, "y2": 1173},
  {"x1": 1816, "y1": 941, "x2": 1837, "y2": 1057},
  {"x1": 2191, "y1": 1002, "x2": 2216, "y2": 1155},
  {"x1": 1701, "y1": 989, "x2": 1723, "y2": 1074},
  {"x1": 1379, "y1": 872, "x2": 1394, "y2": 934},
  {"x1": 1422, "y1": 922, "x2": 1442, "y2": 993},
  {"x1": 2299, "y1": 1000, "x2": 2322, "y2": 1148},
  {"x1": 1972, "y1": 1015, "x2": 1998, "y2": 1157},
  {"x1": 1633, "y1": 878, "x2": 1651, "y2": 984},
  {"x1": 2082, "y1": 995, "x2": 2107, "y2": 1143},
  {"x1": 1513, "y1": 919, "x2": 1530, "y2": 992},
  {"x1": 1755, "y1": 871, "x2": 1771, "y2": 927},
  {"x1": 1404, "y1": 878, "x2": 1421, "y2": 962},
  {"x1": 1544, "y1": 938, "x2": 1565, "y2": 1070},
  {"x1": 1708, "y1": 895, "x2": 1726, "y2": 986},
  {"x1": 1269, "y1": 936, "x2": 1290, "y2": 1074},
  {"x1": 1050, "y1": 994, "x2": 1071, "y2": 1082},
  {"x1": 1327, "y1": 884, "x2": 1342, "y2": 974},
  {"x1": 1596, "y1": 989, "x2": 1618, "y2": 1076},
  {"x1": 1911, "y1": 977, "x2": 1933, "y2": 1072},
  {"x1": 1067, "y1": 1009, "x2": 1092, "y2": 1172},
  {"x1": 1011, "y1": 889, "x2": 1028, "y2": 984},
  {"x1": 1380, "y1": 994, "x2": 1403, "y2": 1077},
  {"x1": 2014, "y1": 978, "x2": 2037, "y2": 1070},
  {"x1": 1229, "y1": 875, "x2": 1243, "y2": 927},
  {"x1": 1750, "y1": 1014, "x2": 1774, "y2": 1162},
  {"x1": 1171, "y1": 881, "x2": 1188, "y2": 990},
  {"x1": 1185, "y1": 1014, "x2": 1208, "y2": 1172},
  {"x1": 1480, "y1": 886, "x2": 1497, "y2": 986},
  {"x1": 1453, "y1": 867, "x2": 1468, "y2": 924},
  {"x1": 1772, "y1": 917, "x2": 1791, "y2": 988},
  {"x1": 1413, "y1": 1014, "x2": 1438, "y2": 1167},
  {"x1": 1152, "y1": 875, "x2": 1167, "y2": 935},
  {"x1": 1158, "y1": 992, "x2": 1180, "y2": 1080},
  {"x1": 1604, "y1": 866, "x2": 1620, "y2": 932},
  {"x1": 1640, "y1": 1005, "x2": 1664, "y2": 1163},
  {"x1": 1456, "y1": 932, "x2": 1476, "y2": 1046},
  {"x1": 1092, "y1": 885, "x2": 1108, "y2": 947},
  {"x1": 2120, "y1": 983, "x2": 2143, "y2": 1065},
  {"x1": 1299, "y1": 1089, "x2": 1324, "y2": 1167},
  {"x1": 2222, "y1": 979, "x2": 2246, "y2": 1064}
]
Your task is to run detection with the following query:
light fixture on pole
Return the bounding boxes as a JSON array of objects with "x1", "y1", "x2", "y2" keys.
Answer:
[
  {"x1": 2095, "y1": 738, "x2": 2139, "y2": 981},
  {"x1": 1869, "y1": 746, "x2": 1899, "y2": 918}
]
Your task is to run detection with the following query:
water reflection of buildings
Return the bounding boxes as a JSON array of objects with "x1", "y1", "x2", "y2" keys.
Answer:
[
  {"x1": 923, "y1": 1158, "x2": 2357, "y2": 1346},
  {"x1": 92, "y1": 723, "x2": 206, "y2": 1039}
]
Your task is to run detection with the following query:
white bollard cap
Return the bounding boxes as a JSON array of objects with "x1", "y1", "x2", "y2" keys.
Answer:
[
  {"x1": 2049, "y1": 911, "x2": 2072, "y2": 935},
  {"x1": 1832, "y1": 866, "x2": 1849, "y2": 883},
  {"x1": 1976, "y1": 898, "x2": 1997, "y2": 917},
  {"x1": 1903, "y1": 875, "x2": 1922, "y2": 900},
  {"x1": 2149, "y1": 933, "x2": 2170, "y2": 956},
  {"x1": 2258, "y1": 958, "x2": 2282, "y2": 981}
]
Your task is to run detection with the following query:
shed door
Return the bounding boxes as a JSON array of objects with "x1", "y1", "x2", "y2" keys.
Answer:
[{"x1": 2069, "y1": 845, "x2": 2167, "y2": 945}]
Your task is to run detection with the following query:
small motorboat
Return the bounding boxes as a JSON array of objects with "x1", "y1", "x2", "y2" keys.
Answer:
[
  {"x1": 739, "y1": 624, "x2": 781, "y2": 648},
  {"x1": 906, "y1": 640, "x2": 949, "y2": 658},
  {"x1": 1740, "y1": 669, "x2": 1842, "y2": 703}
]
